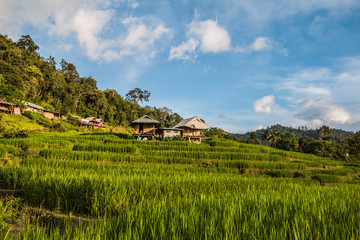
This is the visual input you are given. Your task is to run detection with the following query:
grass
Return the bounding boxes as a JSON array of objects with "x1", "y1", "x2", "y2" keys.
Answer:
[
  {"x1": 0, "y1": 114, "x2": 44, "y2": 131},
  {"x1": 0, "y1": 131, "x2": 359, "y2": 239}
]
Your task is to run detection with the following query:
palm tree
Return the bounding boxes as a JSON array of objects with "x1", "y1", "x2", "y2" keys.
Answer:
[{"x1": 264, "y1": 129, "x2": 281, "y2": 148}]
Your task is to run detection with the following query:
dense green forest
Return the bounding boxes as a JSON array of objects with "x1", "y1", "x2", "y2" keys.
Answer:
[
  {"x1": 234, "y1": 124, "x2": 355, "y2": 143},
  {"x1": 232, "y1": 125, "x2": 360, "y2": 162},
  {"x1": 0, "y1": 34, "x2": 182, "y2": 127}
]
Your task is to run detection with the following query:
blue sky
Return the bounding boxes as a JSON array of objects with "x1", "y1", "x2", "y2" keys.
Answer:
[{"x1": 1, "y1": 0, "x2": 360, "y2": 133}]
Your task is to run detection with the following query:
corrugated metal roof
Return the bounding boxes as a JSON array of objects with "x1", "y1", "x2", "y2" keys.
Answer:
[
  {"x1": 131, "y1": 115, "x2": 161, "y2": 124},
  {"x1": 69, "y1": 115, "x2": 82, "y2": 119},
  {"x1": 173, "y1": 116, "x2": 210, "y2": 130},
  {"x1": 22, "y1": 101, "x2": 44, "y2": 110}
]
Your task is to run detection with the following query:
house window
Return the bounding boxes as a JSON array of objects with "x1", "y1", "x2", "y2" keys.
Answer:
[{"x1": 166, "y1": 130, "x2": 171, "y2": 133}]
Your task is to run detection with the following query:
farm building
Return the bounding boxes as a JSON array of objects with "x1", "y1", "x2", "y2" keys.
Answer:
[
  {"x1": 159, "y1": 127, "x2": 183, "y2": 139},
  {"x1": 43, "y1": 110, "x2": 62, "y2": 120},
  {"x1": 173, "y1": 116, "x2": 210, "y2": 142},
  {"x1": 22, "y1": 101, "x2": 44, "y2": 113},
  {"x1": 86, "y1": 117, "x2": 104, "y2": 127},
  {"x1": 130, "y1": 115, "x2": 161, "y2": 140},
  {"x1": 68, "y1": 115, "x2": 88, "y2": 125},
  {"x1": 0, "y1": 99, "x2": 21, "y2": 115}
]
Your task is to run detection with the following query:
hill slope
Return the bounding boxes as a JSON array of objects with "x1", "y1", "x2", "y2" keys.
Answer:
[{"x1": 0, "y1": 133, "x2": 359, "y2": 238}]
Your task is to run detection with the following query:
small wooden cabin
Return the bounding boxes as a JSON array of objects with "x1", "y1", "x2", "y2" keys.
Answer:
[
  {"x1": 23, "y1": 101, "x2": 44, "y2": 113},
  {"x1": 0, "y1": 99, "x2": 20, "y2": 115},
  {"x1": 130, "y1": 115, "x2": 161, "y2": 140},
  {"x1": 86, "y1": 117, "x2": 104, "y2": 127},
  {"x1": 159, "y1": 127, "x2": 183, "y2": 139},
  {"x1": 68, "y1": 115, "x2": 87, "y2": 126},
  {"x1": 173, "y1": 116, "x2": 210, "y2": 142}
]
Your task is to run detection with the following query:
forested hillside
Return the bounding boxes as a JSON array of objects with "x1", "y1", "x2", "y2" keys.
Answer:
[
  {"x1": 234, "y1": 124, "x2": 355, "y2": 143},
  {"x1": 0, "y1": 34, "x2": 182, "y2": 127}
]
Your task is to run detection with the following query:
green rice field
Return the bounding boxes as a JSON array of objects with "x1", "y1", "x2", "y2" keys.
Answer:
[{"x1": 0, "y1": 132, "x2": 359, "y2": 239}]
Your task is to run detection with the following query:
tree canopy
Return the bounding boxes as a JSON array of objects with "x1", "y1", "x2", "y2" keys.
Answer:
[{"x1": 0, "y1": 34, "x2": 181, "y2": 127}]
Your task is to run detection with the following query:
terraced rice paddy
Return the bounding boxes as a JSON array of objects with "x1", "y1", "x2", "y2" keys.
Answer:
[{"x1": 0, "y1": 132, "x2": 359, "y2": 239}]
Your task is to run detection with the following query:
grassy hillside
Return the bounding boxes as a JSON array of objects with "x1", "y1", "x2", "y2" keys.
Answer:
[
  {"x1": 0, "y1": 132, "x2": 359, "y2": 239},
  {"x1": 0, "y1": 114, "x2": 44, "y2": 131}
]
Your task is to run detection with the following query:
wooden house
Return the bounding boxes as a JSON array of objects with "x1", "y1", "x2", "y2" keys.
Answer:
[
  {"x1": 68, "y1": 115, "x2": 88, "y2": 126},
  {"x1": 86, "y1": 117, "x2": 104, "y2": 127},
  {"x1": 0, "y1": 99, "x2": 20, "y2": 115},
  {"x1": 173, "y1": 116, "x2": 210, "y2": 142},
  {"x1": 130, "y1": 115, "x2": 161, "y2": 140},
  {"x1": 43, "y1": 110, "x2": 62, "y2": 120},
  {"x1": 159, "y1": 127, "x2": 183, "y2": 139},
  {"x1": 22, "y1": 101, "x2": 44, "y2": 113}
]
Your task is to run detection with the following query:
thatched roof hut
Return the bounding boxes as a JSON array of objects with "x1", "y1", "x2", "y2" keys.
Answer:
[
  {"x1": 130, "y1": 115, "x2": 161, "y2": 140},
  {"x1": 173, "y1": 116, "x2": 210, "y2": 142}
]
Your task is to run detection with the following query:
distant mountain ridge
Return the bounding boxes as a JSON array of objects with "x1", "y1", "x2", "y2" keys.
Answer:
[{"x1": 233, "y1": 124, "x2": 355, "y2": 144}]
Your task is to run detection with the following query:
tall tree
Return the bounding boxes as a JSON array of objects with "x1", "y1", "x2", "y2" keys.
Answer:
[
  {"x1": 16, "y1": 35, "x2": 39, "y2": 52},
  {"x1": 249, "y1": 132, "x2": 260, "y2": 145},
  {"x1": 125, "y1": 88, "x2": 151, "y2": 104},
  {"x1": 319, "y1": 125, "x2": 331, "y2": 141}
]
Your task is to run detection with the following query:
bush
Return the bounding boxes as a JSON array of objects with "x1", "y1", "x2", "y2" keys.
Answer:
[
  {"x1": 265, "y1": 170, "x2": 292, "y2": 178},
  {"x1": 311, "y1": 174, "x2": 342, "y2": 184},
  {"x1": 22, "y1": 111, "x2": 53, "y2": 128},
  {"x1": 2, "y1": 130, "x2": 29, "y2": 139}
]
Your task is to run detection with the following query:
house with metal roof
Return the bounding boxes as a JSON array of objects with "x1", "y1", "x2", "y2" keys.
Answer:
[
  {"x1": 22, "y1": 101, "x2": 44, "y2": 113},
  {"x1": 43, "y1": 109, "x2": 62, "y2": 120},
  {"x1": 130, "y1": 115, "x2": 161, "y2": 140},
  {"x1": 173, "y1": 116, "x2": 210, "y2": 142}
]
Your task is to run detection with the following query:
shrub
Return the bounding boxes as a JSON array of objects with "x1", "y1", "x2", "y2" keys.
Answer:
[
  {"x1": 311, "y1": 174, "x2": 342, "y2": 184},
  {"x1": 265, "y1": 170, "x2": 292, "y2": 178},
  {"x1": 2, "y1": 130, "x2": 29, "y2": 139},
  {"x1": 22, "y1": 111, "x2": 53, "y2": 128}
]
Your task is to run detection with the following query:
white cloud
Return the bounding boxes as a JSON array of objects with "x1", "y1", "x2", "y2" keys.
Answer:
[
  {"x1": 251, "y1": 125, "x2": 266, "y2": 131},
  {"x1": 0, "y1": 0, "x2": 171, "y2": 62},
  {"x1": 169, "y1": 38, "x2": 199, "y2": 60},
  {"x1": 308, "y1": 16, "x2": 326, "y2": 37},
  {"x1": 250, "y1": 37, "x2": 272, "y2": 51},
  {"x1": 253, "y1": 95, "x2": 275, "y2": 114},
  {"x1": 169, "y1": 15, "x2": 232, "y2": 60},
  {"x1": 188, "y1": 19, "x2": 231, "y2": 53},
  {"x1": 72, "y1": 8, "x2": 113, "y2": 60},
  {"x1": 233, "y1": 37, "x2": 274, "y2": 53},
  {"x1": 308, "y1": 119, "x2": 324, "y2": 129},
  {"x1": 277, "y1": 68, "x2": 333, "y2": 103},
  {"x1": 296, "y1": 98, "x2": 352, "y2": 125},
  {"x1": 116, "y1": 16, "x2": 171, "y2": 62}
]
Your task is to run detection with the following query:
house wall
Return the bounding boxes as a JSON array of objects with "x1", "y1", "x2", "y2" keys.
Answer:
[
  {"x1": 182, "y1": 128, "x2": 202, "y2": 137},
  {"x1": 161, "y1": 130, "x2": 181, "y2": 138},
  {"x1": 133, "y1": 123, "x2": 156, "y2": 134},
  {"x1": 43, "y1": 112, "x2": 55, "y2": 119},
  {"x1": 53, "y1": 114, "x2": 61, "y2": 120},
  {"x1": 143, "y1": 123, "x2": 155, "y2": 133},
  {"x1": 0, "y1": 104, "x2": 12, "y2": 113},
  {"x1": 24, "y1": 106, "x2": 41, "y2": 112},
  {"x1": 13, "y1": 107, "x2": 21, "y2": 115}
]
